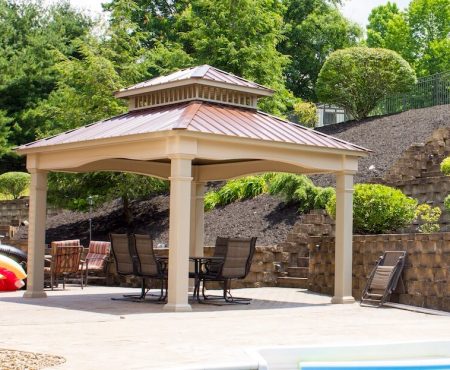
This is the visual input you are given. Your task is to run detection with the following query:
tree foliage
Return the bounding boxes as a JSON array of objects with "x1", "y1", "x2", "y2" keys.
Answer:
[
  {"x1": 281, "y1": 0, "x2": 362, "y2": 101},
  {"x1": 316, "y1": 47, "x2": 417, "y2": 120},
  {"x1": 366, "y1": 0, "x2": 450, "y2": 76}
]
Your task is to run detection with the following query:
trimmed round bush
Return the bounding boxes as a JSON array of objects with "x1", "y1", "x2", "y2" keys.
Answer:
[
  {"x1": 0, "y1": 172, "x2": 31, "y2": 199},
  {"x1": 326, "y1": 184, "x2": 417, "y2": 234},
  {"x1": 440, "y1": 157, "x2": 450, "y2": 175}
]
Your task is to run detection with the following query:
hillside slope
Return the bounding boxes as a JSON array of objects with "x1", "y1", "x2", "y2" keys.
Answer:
[{"x1": 315, "y1": 105, "x2": 450, "y2": 185}]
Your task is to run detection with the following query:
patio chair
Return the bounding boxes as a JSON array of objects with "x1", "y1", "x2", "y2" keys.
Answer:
[
  {"x1": 130, "y1": 234, "x2": 167, "y2": 301},
  {"x1": 360, "y1": 251, "x2": 406, "y2": 307},
  {"x1": 81, "y1": 241, "x2": 111, "y2": 286},
  {"x1": 45, "y1": 242, "x2": 84, "y2": 290},
  {"x1": 201, "y1": 237, "x2": 257, "y2": 304}
]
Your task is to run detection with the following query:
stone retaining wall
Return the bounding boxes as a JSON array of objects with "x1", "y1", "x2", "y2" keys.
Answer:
[
  {"x1": 0, "y1": 198, "x2": 60, "y2": 226},
  {"x1": 308, "y1": 233, "x2": 450, "y2": 312}
]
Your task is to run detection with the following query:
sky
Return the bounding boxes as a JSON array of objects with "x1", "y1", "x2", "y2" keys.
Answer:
[{"x1": 45, "y1": 0, "x2": 412, "y2": 27}]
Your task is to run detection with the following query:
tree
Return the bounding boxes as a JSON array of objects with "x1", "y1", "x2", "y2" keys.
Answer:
[
  {"x1": 366, "y1": 0, "x2": 450, "y2": 76},
  {"x1": 179, "y1": 0, "x2": 297, "y2": 115},
  {"x1": 316, "y1": 47, "x2": 416, "y2": 120},
  {"x1": 0, "y1": 0, "x2": 92, "y2": 170},
  {"x1": 0, "y1": 172, "x2": 30, "y2": 199},
  {"x1": 281, "y1": 0, "x2": 362, "y2": 101}
]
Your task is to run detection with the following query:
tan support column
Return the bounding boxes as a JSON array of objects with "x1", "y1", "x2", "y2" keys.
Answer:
[
  {"x1": 190, "y1": 182, "x2": 205, "y2": 257},
  {"x1": 331, "y1": 171, "x2": 355, "y2": 304},
  {"x1": 24, "y1": 169, "x2": 48, "y2": 298},
  {"x1": 164, "y1": 156, "x2": 193, "y2": 312}
]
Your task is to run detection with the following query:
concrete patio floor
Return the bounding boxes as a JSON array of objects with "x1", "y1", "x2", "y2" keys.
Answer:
[{"x1": 0, "y1": 286, "x2": 449, "y2": 370}]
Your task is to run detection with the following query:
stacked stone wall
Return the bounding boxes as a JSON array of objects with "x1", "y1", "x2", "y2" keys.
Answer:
[
  {"x1": 379, "y1": 128, "x2": 450, "y2": 232},
  {"x1": 308, "y1": 233, "x2": 450, "y2": 312}
]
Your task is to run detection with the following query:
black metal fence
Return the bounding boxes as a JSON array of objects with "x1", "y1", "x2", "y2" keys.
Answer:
[{"x1": 371, "y1": 71, "x2": 450, "y2": 116}]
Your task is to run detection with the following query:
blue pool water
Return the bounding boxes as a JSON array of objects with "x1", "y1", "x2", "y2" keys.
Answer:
[{"x1": 299, "y1": 359, "x2": 450, "y2": 370}]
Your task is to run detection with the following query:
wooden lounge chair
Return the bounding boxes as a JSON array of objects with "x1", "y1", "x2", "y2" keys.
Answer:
[
  {"x1": 45, "y1": 241, "x2": 84, "y2": 290},
  {"x1": 201, "y1": 237, "x2": 257, "y2": 304},
  {"x1": 360, "y1": 251, "x2": 406, "y2": 307},
  {"x1": 81, "y1": 241, "x2": 111, "y2": 286}
]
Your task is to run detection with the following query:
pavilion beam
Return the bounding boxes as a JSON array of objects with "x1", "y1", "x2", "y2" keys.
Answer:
[
  {"x1": 164, "y1": 156, "x2": 193, "y2": 312},
  {"x1": 24, "y1": 169, "x2": 48, "y2": 298},
  {"x1": 332, "y1": 171, "x2": 355, "y2": 304}
]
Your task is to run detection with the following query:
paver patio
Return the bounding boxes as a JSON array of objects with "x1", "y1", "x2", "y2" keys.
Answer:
[{"x1": 0, "y1": 286, "x2": 449, "y2": 370}]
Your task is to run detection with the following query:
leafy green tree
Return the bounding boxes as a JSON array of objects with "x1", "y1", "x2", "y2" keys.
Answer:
[
  {"x1": 0, "y1": 0, "x2": 92, "y2": 169},
  {"x1": 0, "y1": 172, "x2": 30, "y2": 199},
  {"x1": 316, "y1": 47, "x2": 416, "y2": 120},
  {"x1": 366, "y1": 0, "x2": 450, "y2": 76},
  {"x1": 281, "y1": 0, "x2": 362, "y2": 101},
  {"x1": 179, "y1": 0, "x2": 296, "y2": 115}
]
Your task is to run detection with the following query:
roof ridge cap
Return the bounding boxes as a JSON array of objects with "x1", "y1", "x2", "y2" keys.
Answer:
[{"x1": 173, "y1": 101, "x2": 203, "y2": 130}]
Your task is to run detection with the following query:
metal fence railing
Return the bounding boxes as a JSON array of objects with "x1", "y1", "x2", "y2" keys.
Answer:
[{"x1": 370, "y1": 71, "x2": 450, "y2": 116}]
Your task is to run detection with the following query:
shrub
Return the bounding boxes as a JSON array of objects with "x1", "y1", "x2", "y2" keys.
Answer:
[
  {"x1": 326, "y1": 183, "x2": 417, "y2": 234},
  {"x1": 314, "y1": 187, "x2": 335, "y2": 209},
  {"x1": 316, "y1": 47, "x2": 416, "y2": 120},
  {"x1": 268, "y1": 173, "x2": 319, "y2": 212},
  {"x1": 414, "y1": 203, "x2": 441, "y2": 233},
  {"x1": 0, "y1": 172, "x2": 31, "y2": 199},
  {"x1": 292, "y1": 100, "x2": 318, "y2": 128},
  {"x1": 440, "y1": 157, "x2": 450, "y2": 175},
  {"x1": 204, "y1": 176, "x2": 267, "y2": 210}
]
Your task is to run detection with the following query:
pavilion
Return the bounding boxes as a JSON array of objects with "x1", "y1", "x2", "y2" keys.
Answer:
[{"x1": 16, "y1": 65, "x2": 368, "y2": 311}]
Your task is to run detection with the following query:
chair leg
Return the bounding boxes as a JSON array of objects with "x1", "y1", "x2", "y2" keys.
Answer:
[
  {"x1": 63, "y1": 276, "x2": 66, "y2": 290},
  {"x1": 51, "y1": 274, "x2": 54, "y2": 291}
]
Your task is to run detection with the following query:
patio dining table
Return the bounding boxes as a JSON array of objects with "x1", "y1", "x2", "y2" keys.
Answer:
[{"x1": 156, "y1": 255, "x2": 224, "y2": 302}]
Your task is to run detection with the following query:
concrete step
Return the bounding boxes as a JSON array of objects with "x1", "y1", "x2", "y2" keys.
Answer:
[
  {"x1": 287, "y1": 267, "x2": 308, "y2": 278},
  {"x1": 277, "y1": 277, "x2": 308, "y2": 289},
  {"x1": 297, "y1": 257, "x2": 309, "y2": 267}
]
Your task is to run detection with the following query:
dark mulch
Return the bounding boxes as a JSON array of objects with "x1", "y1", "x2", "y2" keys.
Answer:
[
  {"x1": 42, "y1": 194, "x2": 300, "y2": 246},
  {"x1": 313, "y1": 105, "x2": 450, "y2": 186}
]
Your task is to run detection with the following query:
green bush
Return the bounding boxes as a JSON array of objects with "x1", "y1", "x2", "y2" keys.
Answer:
[
  {"x1": 203, "y1": 176, "x2": 267, "y2": 210},
  {"x1": 0, "y1": 172, "x2": 31, "y2": 199},
  {"x1": 314, "y1": 187, "x2": 335, "y2": 209},
  {"x1": 316, "y1": 47, "x2": 416, "y2": 120},
  {"x1": 415, "y1": 203, "x2": 441, "y2": 233},
  {"x1": 440, "y1": 157, "x2": 450, "y2": 175},
  {"x1": 268, "y1": 173, "x2": 319, "y2": 212},
  {"x1": 326, "y1": 184, "x2": 417, "y2": 234}
]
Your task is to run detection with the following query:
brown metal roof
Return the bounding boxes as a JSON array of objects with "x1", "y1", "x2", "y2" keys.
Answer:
[
  {"x1": 18, "y1": 101, "x2": 368, "y2": 154},
  {"x1": 117, "y1": 65, "x2": 273, "y2": 94}
]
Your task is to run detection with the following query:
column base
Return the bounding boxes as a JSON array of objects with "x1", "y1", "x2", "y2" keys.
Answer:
[
  {"x1": 331, "y1": 296, "x2": 355, "y2": 304},
  {"x1": 163, "y1": 303, "x2": 192, "y2": 312},
  {"x1": 23, "y1": 291, "x2": 47, "y2": 299}
]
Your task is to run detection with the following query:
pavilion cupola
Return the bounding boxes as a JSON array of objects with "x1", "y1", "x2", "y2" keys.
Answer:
[{"x1": 114, "y1": 65, "x2": 274, "y2": 112}]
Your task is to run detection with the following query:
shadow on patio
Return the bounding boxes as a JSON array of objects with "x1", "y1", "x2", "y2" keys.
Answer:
[{"x1": 0, "y1": 286, "x2": 332, "y2": 316}]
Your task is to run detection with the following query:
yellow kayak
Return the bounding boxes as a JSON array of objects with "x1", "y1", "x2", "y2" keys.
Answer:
[{"x1": 0, "y1": 254, "x2": 27, "y2": 280}]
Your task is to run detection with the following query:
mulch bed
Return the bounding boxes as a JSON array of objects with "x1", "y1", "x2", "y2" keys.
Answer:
[
  {"x1": 37, "y1": 194, "x2": 300, "y2": 246},
  {"x1": 0, "y1": 349, "x2": 65, "y2": 370},
  {"x1": 314, "y1": 105, "x2": 450, "y2": 186}
]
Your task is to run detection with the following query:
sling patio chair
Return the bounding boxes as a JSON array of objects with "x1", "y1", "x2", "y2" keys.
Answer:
[
  {"x1": 45, "y1": 241, "x2": 84, "y2": 290},
  {"x1": 360, "y1": 250, "x2": 407, "y2": 307},
  {"x1": 130, "y1": 234, "x2": 167, "y2": 301},
  {"x1": 80, "y1": 241, "x2": 111, "y2": 286},
  {"x1": 201, "y1": 237, "x2": 257, "y2": 304},
  {"x1": 109, "y1": 233, "x2": 166, "y2": 302}
]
